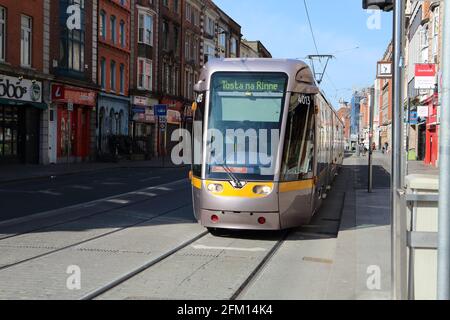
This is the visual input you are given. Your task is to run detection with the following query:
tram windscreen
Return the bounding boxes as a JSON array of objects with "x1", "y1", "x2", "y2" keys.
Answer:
[{"x1": 206, "y1": 72, "x2": 288, "y2": 181}]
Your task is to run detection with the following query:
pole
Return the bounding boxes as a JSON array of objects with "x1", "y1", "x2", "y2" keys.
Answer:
[
  {"x1": 437, "y1": 0, "x2": 450, "y2": 300},
  {"x1": 368, "y1": 87, "x2": 374, "y2": 193},
  {"x1": 391, "y1": 0, "x2": 407, "y2": 300}
]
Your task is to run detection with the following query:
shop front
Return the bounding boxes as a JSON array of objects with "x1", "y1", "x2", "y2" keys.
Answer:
[
  {"x1": 131, "y1": 96, "x2": 158, "y2": 158},
  {"x1": 0, "y1": 74, "x2": 45, "y2": 164},
  {"x1": 424, "y1": 94, "x2": 440, "y2": 167},
  {"x1": 51, "y1": 84, "x2": 97, "y2": 163},
  {"x1": 97, "y1": 93, "x2": 130, "y2": 155}
]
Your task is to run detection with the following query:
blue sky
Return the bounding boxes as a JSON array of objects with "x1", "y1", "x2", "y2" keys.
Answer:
[{"x1": 214, "y1": 0, "x2": 392, "y2": 107}]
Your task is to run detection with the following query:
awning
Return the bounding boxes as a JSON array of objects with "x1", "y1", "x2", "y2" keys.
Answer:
[{"x1": 0, "y1": 98, "x2": 48, "y2": 110}]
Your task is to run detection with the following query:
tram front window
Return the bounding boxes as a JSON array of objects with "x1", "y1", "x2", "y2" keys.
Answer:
[{"x1": 206, "y1": 72, "x2": 288, "y2": 181}]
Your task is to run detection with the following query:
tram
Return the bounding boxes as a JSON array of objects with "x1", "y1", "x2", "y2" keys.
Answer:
[{"x1": 190, "y1": 59, "x2": 344, "y2": 232}]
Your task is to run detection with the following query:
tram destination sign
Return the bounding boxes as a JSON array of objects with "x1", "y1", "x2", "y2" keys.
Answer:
[
  {"x1": 0, "y1": 74, "x2": 42, "y2": 103},
  {"x1": 219, "y1": 79, "x2": 285, "y2": 92}
]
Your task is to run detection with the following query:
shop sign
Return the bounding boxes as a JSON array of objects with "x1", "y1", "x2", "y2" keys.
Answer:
[
  {"x1": 51, "y1": 84, "x2": 96, "y2": 107},
  {"x1": 0, "y1": 74, "x2": 42, "y2": 103},
  {"x1": 417, "y1": 106, "x2": 429, "y2": 119},
  {"x1": 415, "y1": 64, "x2": 436, "y2": 89},
  {"x1": 155, "y1": 104, "x2": 168, "y2": 117},
  {"x1": 409, "y1": 111, "x2": 418, "y2": 125},
  {"x1": 167, "y1": 110, "x2": 182, "y2": 124}
]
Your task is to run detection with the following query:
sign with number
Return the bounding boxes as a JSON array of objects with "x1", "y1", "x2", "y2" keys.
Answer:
[{"x1": 67, "y1": 101, "x2": 74, "y2": 112}]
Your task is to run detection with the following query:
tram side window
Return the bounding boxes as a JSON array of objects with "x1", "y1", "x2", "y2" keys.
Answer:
[
  {"x1": 192, "y1": 92, "x2": 205, "y2": 177},
  {"x1": 281, "y1": 93, "x2": 315, "y2": 182}
]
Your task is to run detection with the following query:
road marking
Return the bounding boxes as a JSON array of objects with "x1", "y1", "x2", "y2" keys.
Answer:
[
  {"x1": 106, "y1": 199, "x2": 131, "y2": 205},
  {"x1": 140, "y1": 176, "x2": 161, "y2": 182},
  {"x1": 302, "y1": 257, "x2": 334, "y2": 265},
  {"x1": 0, "y1": 178, "x2": 189, "y2": 228},
  {"x1": 38, "y1": 190, "x2": 62, "y2": 196},
  {"x1": 192, "y1": 245, "x2": 267, "y2": 252}
]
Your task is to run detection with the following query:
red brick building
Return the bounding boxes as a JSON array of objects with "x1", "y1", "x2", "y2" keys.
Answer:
[
  {"x1": 97, "y1": 0, "x2": 131, "y2": 155},
  {"x1": 337, "y1": 102, "x2": 351, "y2": 148},
  {"x1": 0, "y1": 0, "x2": 49, "y2": 164}
]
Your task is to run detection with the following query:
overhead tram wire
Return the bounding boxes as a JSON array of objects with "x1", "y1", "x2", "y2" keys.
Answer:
[{"x1": 302, "y1": 0, "x2": 340, "y2": 100}]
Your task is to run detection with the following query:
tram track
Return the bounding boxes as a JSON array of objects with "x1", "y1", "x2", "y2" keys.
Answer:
[
  {"x1": 0, "y1": 202, "x2": 192, "y2": 272},
  {"x1": 0, "y1": 179, "x2": 193, "y2": 272},
  {"x1": 80, "y1": 231, "x2": 210, "y2": 300},
  {"x1": 230, "y1": 230, "x2": 289, "y2": 300}
]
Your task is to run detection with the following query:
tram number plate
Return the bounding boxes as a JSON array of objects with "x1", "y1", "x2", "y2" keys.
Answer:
[{"x1": 298, "y1": 94, "x2": 312, "y2": 105}]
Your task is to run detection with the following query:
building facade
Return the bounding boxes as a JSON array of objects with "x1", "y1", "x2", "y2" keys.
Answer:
[
  {"x1": 240, "y1": 40, "x2": 272, "y2": 58},
  {"x1": 0, "y1": 0, "x2": 50, "y2": 165},
  {"x1": 97, "y1": 0, "x2": 131, "y2": 156},
  {"x1": 49, "y1": 0, "x2": 99, "y2": 164}
]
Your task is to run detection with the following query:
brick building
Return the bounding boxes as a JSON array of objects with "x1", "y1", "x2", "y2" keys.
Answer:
[
  {"x1": 337, "y1": 101, "x2": 351, "y2": 149},
  {"x1": 0, "y1": 0, "x2": 50, "y2": 164},
  {"x1": 97, "y1": 0, "x2": 131, "y2": 156},
  {"x1": 240, "y1": 40, "x2": 272, "y2": 58},
  {"x1": 49, "y1": 0, "x2": 99, "y2": 164}
]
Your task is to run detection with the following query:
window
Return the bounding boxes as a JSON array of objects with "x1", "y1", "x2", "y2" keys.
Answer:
[
  {"x1": 110, "y1": 60, "x2": 116, "y2": 92},
  {"x1": 206, "y1": 16, "x2": 214, "y2": 36},
  {"x1": 163, "y1": 0, "x2": 168, "y2": 7},
  {"x1": 110, "y1": 15, "x2": 116, "y2": 44},
  {"x1": 0, "y1": 6, "x2": 6, "y2": 62},
  {"x1": 162, "y1": 21, "x2": 169, "y2": 50},
  {"x1": 185, "y1": 3, "x2": 191, "y2": 22},
  {"x1": 137, "y1": 58, "x2": 152, "y2": 91},
  {"x1": 174, "y1": 0, "x2": 179, "y2": 13},
  {"x1": 60, "y1": 0, "x2": 85, "y2": 73},
  {"x1": 218, "y1": 28, "x2": 226, "y2": 48},
  {"x1": 119, "y1": 63, "x2": 125, "y2": 94},
  {"x1": 281, "y1": 93, "x2": 315, "y2": 182},
  {"x1": 432, "y1": 7, "x2": 440, "y2": 58},
  {"x1": 21, "y1": 15, "x2": 32, "y2": 67},
  {"x1": 100, "y1": 57, "x2": 106, "y2": 89},
  {"x1": 138, "y1": 12, "x2": 153, "y2": 45},
  {"x1": 185, "y1": 34, "x2": 190, "y2": 60},
  {"x1": 230, "y1": 38, "x2": 237, "y2": 56},
  {"x1": 120, "y1": 0, "x2": 126, "y2": 5},
  {"x1": 174, "y1": 26, "x2": 179, "y2": 54},
  {"x1": 99, "y1": 10, "x2": 106, "y2": 39},
  {"x1": 120, "y1": 20, "x2": 125, "y2": 47}
]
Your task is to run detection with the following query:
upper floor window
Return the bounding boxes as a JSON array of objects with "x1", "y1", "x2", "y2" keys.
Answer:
[
  {"x1": 99, "y1": 10, "x2": 106, "y2": 40},
  {"x1": 163, "y1": 0, "x2": 169, "y2": 7},
  {"x1": 110, "y1": 60, "x2": 116, "y2": 92},
  {"x1": 119, "y1": 20, "x2": 125, "y2": 47},
  {"x1": 110, "y1": 15, "x2": 116, "y2": 44},
  {"x1": 206, "y1": 16, "x2": 214, "y2": 36},
  {"x1": 100, "y1": 57, "x2": 106, "y2": 89},
  {"x1": 230, "y1": 38, "x2": 237, "y2": 56},
  {"x1": 119, "y1": 63, "x2": 125, "y2": 94},
  {"x1": 185, "y1": 3, "x2": 191, "y2": 22},
  {"x1": 59, "y1": 0, "x2": 85, "y2": 73},
  {"x1": 0, "y1": 6, "x2": 6, "y2": 62},
  {"x1": 174, "y1": 0, "x2": 179, "y2": 13},
  {"x1": 162, "y1": 21, "x2": 169, "y2": 50},
  {"x1": 218, "y1": 28, "x2": 226, "y2": 48},
  {"x1": 120, "y1": 0, "x2": 126, "y2": 6},
  {"x1": 137, "y1": 58, "x2": 152, "y2": 91},
  {"x1": 138, "y1": 12, "x2": 153, "y2": 46},
  {"x1": 21, "y1": 15, "x2": 32, "y2": 67}
]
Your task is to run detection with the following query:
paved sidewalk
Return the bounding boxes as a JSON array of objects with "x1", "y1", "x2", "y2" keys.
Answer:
[
  {"x1": 0, "y1": 157, "x2": 186, "y2": 184},
  {"x1": 241, "y1": 154, "x2": 392, "y2": 300}
]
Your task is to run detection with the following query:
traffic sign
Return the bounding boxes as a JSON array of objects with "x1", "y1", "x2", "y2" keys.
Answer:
[
  {"x1": 155, "y1": 104, "x2": 168, "y2": 117},
  {"x1": 67, "y1": 101, "x2": 74, "y2": 112}
]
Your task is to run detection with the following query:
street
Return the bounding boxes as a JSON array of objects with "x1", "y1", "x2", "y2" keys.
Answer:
[{"x1": 0, "y1": 154, "x2": 392, "y2": 300}]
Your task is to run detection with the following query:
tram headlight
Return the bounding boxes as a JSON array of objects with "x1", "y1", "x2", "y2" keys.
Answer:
[
  {"x1": 253, "y1": 185, "x2": 273, "y2": 195},
  {"x1": 207, "y1": 183, "x2": 224, "y2": 193}
]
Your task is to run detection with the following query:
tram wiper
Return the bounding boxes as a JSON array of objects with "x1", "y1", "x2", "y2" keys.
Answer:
[{"x1": 221, "y1": 163, "x2": 244, "y2": 189}]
